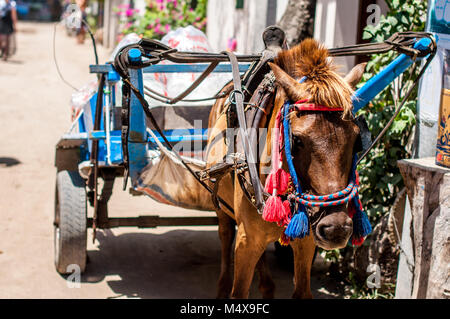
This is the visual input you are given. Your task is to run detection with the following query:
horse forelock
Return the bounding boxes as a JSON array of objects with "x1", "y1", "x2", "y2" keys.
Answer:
[{"x1": 274, "y1": 38, "x2": 354, "y2": 118}]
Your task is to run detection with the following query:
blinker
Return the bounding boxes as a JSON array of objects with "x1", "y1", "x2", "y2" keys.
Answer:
[{"x1": 353, "y1": 114, "x2": 372, "y2": 154}]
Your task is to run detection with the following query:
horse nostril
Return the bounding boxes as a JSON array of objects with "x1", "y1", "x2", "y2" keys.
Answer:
[
  {"x1": 317, "y1": 222, "x2": 352, "y2": 241},
  {"x1": 318, "y1": 224, "x2": 334, "y2": 240}
]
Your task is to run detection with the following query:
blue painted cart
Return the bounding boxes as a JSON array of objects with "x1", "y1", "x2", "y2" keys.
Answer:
[{"x1": 53, "y1": 35, "x2": 435, "y2": 275}]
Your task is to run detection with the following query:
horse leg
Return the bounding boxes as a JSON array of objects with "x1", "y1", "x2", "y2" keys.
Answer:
[
  {"x1": 255, "y1": 251, "x2": 275, "y2": 299},
  {"x1": 290, "y1": 235, "x2": 316, "y2": 299},
  {"x1": 230, "y1": 223, "x2": 266, "y2": 299},
  {"x1": 216, "y1": 210, "x2": 236, "y2": 298}
]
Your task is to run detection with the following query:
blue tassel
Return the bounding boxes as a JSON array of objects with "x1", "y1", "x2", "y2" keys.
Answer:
[
  {"x1": 351, "y1": 197, "x2": 372, "y2": 238},
  {"x1": 284, "y1": 206, "x2": 309, "y2": 239}
]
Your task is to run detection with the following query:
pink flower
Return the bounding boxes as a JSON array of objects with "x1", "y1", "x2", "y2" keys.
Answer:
[
  {"x1": 227, "y1": 38, "x2": 237, "y2": 52},
  {"x1": 126, "y1": 9, "x2": 133, "y2": 17},
  {"x1": 195, "y1": 16, "x2": 201, "y2": 21},
  {"x1": 155, "y1": 23, "x2": 162, "y2": 33},
  {"x1": 167, "y1": 0, "x2": 177, "y2": 7},
  {"x1": 165, "y1": 24, "x2": 170, "y2": 32}
]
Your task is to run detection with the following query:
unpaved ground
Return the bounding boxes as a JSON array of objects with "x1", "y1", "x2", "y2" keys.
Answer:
[{"x1": 0, "y1": 22, "x2": 343, "y2": 299}]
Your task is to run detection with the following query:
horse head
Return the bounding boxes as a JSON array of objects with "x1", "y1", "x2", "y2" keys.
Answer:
[{"x1": 268, "y1": 39, "x2": 366, "y2": 250}]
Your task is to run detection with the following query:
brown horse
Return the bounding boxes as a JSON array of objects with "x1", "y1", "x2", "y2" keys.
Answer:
[{"x1": 205, "y1": 38, "x2": 366, "y2": 298}]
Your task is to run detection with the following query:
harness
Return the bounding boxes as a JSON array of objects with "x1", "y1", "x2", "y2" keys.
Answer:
[
  {"x1": 261, "y1": 93, "x2": 372, "y2": 246},
  {"x1": 111, "y1": 28, "x2": 436, "y2": 248}
]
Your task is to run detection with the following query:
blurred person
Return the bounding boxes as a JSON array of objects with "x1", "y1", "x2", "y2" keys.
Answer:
[
  {"x1": 75, "y1": 0, "x2": 87, "y2": 44},
  {"x1": 0, "y1": 0, "x2": 17, "y2": 61}
]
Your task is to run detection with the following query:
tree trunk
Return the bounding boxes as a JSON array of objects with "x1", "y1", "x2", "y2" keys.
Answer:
[{"x1": 277, "y1": 0, "x2": 317, "y2": 47}]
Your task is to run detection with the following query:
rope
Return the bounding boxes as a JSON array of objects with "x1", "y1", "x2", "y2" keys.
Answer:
[{"x1": 283, "y1": 102, "x2": 358, "y2": 208}]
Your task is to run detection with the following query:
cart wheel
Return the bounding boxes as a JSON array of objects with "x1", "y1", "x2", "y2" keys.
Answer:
[{"x1": 54, "y1": 170, "x2": 87, "y2": 275}]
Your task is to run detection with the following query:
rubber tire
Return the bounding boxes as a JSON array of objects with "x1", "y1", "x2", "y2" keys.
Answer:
[{"x1": 54, "y1": 170, "x2": 87, "y2": 275}]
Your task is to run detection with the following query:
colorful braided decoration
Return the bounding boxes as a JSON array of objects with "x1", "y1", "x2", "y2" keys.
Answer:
[{"x1": 262, "y1": 100, "x2": 372, "y2": 247}]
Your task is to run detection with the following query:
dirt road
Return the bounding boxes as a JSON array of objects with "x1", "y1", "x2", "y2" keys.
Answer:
[{"x1": 0, "y1": 22, "x2": 342, "y2": 299}]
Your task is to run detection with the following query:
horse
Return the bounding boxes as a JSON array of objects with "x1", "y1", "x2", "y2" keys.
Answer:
[{"x1": 205, "y1": 38, "x2": 366, "y2": 299}]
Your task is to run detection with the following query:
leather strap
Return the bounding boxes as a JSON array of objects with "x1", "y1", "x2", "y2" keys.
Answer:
[{"x1": 223, "y1": 51, "x2": 265, "y2": 213}]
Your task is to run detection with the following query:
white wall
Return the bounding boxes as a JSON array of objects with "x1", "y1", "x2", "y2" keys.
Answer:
[
  {"x1": 207, "y1": 0, "x2": 268, "y2": 54},
  {"x1": 276, "y1": 0, "x2": 289, "y2": 22},
  {"x1": 314, "y1": 0, "x2": 359, "y2": 74}
]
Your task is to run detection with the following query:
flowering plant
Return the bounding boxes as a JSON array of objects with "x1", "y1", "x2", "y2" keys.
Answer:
[{"x1": 115, "y1": 0, "x2": 207, "y2": 41}]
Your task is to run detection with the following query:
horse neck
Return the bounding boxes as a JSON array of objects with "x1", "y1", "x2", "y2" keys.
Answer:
[{"x1": 260, "y1": 91, "x2": 286, "y2": 176}]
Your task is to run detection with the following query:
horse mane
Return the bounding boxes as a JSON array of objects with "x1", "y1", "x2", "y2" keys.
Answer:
[{"x1": 274, "y1": 38, "x2": 354, "y2": 118}]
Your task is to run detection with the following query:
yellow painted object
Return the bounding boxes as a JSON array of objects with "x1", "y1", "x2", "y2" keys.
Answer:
[{"x1": 436, "y1": 88, "x2": 450, "y2": 168}]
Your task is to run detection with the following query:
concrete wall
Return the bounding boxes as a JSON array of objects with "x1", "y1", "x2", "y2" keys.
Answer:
[
  {"x1": 206, "y1": 0, "x2": 291, "y2": 54},
  {"x1": 313, "y1": 0, "x2": 388, "y2": 74},
  {"x1": 206, "y1": 0, "x2": 379, "y2": 66},
  {"x1": 314, "y1": 0, "x2": 358, "y2": 74},
  {"x1": 206, "y1": 0, "x2": 269, "y2": 54}
]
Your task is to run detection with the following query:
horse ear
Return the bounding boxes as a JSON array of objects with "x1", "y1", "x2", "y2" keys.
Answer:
[
  {"x1": 268, "y1": 62, "x2": 303, "y2": 101},
  {"x1": 344, "y1": 62, "x2": 367, "y2": 89}
]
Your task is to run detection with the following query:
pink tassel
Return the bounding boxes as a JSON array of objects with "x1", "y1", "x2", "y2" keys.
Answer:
[
  {"x1": 264, "y1": 168, "x2": 290, "y2": 195},
  {"x1": 278, "y1": 169, "x2": 290, "y2": 194},
  {"x1": 280, "y1": 200, "x2": 293, "y2": 226},
  {"x1": 262, "y1": 106, "x2": 292, "y2": 224},
  {"x1": 263, "y1": 196, "x2": 287, "y2": 223}
]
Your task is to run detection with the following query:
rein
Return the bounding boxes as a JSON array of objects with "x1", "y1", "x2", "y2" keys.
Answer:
[
  {"x1": 262, "y1": 98, "x2": 372, "y2": 246},
  {"x1": 110, "y1": 31, "x2": 435, "y2": 242}
]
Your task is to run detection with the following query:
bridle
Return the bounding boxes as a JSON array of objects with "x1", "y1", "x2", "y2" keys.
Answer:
[{"x1": 262, "y1": 93, "x2": 372, "y2": 246}]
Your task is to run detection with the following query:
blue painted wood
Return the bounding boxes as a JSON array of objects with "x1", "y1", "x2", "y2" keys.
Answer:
[
  {"x1": 148, "y1": 128, "x2": 208, "y2": 143},
  {"x1": 90, "y1": 64, "x2": 114, "y2": 74},
  {"x1": 90, "y1": 63, "x2": 251, "y2": 74},
  {"x1": 90, "y1": 130, "x2": 106, "y2": 139},
  {"x1": 128, "y1": 66, "x2": 148, "y2": 183},
  {"x1": 128, "y1": 48, "x2": 142, "y2": 63},
  {"x1": 109, "y1": 133, "x2": 123, "y2": 164},
  {"x1": 352, "y1": 37, "x2": 433, "y2": 113}
]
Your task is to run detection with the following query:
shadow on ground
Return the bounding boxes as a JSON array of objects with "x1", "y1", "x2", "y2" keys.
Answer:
[
  {"x1": 80, "y1": 229, "x2": 343, "y2": 299},
  {"x1": 0, "y1": 157, "x2": 21, "y2": 167}
]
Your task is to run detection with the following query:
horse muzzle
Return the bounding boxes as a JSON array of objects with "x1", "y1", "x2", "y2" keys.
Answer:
[{"x1": 313, "y1": 210, "x2": 353, "y2": 250}]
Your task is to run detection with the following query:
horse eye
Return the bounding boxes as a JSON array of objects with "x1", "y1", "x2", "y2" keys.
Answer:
[{"x1": 292, "y1": 135, "x2": 304, "y2": 148}]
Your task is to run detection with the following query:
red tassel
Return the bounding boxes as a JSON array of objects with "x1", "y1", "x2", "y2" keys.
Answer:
[
  {"x1": 280, "y1": 200, "x2": 292, "y2": 226},
  {"x1": 264, "y1": 168, "x2": 290, "y2": 195},
  {"x1": 278, "y1": 233, "x2": 290, "y2": 246},
  {"x1": 278, "y1": 169, "x2": 290, "y2": 194},
  {"x1": 351, "y1": 236, "x2": 365, "y2": 246},
  {"x1": 263, "y1": 196, "x2": 290, "y2": 223},
  {"x1": 264, "y1": 172, "x2": 276, "y2": 194}
]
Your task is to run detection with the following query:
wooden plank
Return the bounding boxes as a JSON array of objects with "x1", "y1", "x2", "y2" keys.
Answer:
[
  {"x1": 397, "y1": 157, "x2": 450, "y2": 298},
  {"x1": 88, "y1": 216, "x2": 219, "y2": 228}
]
